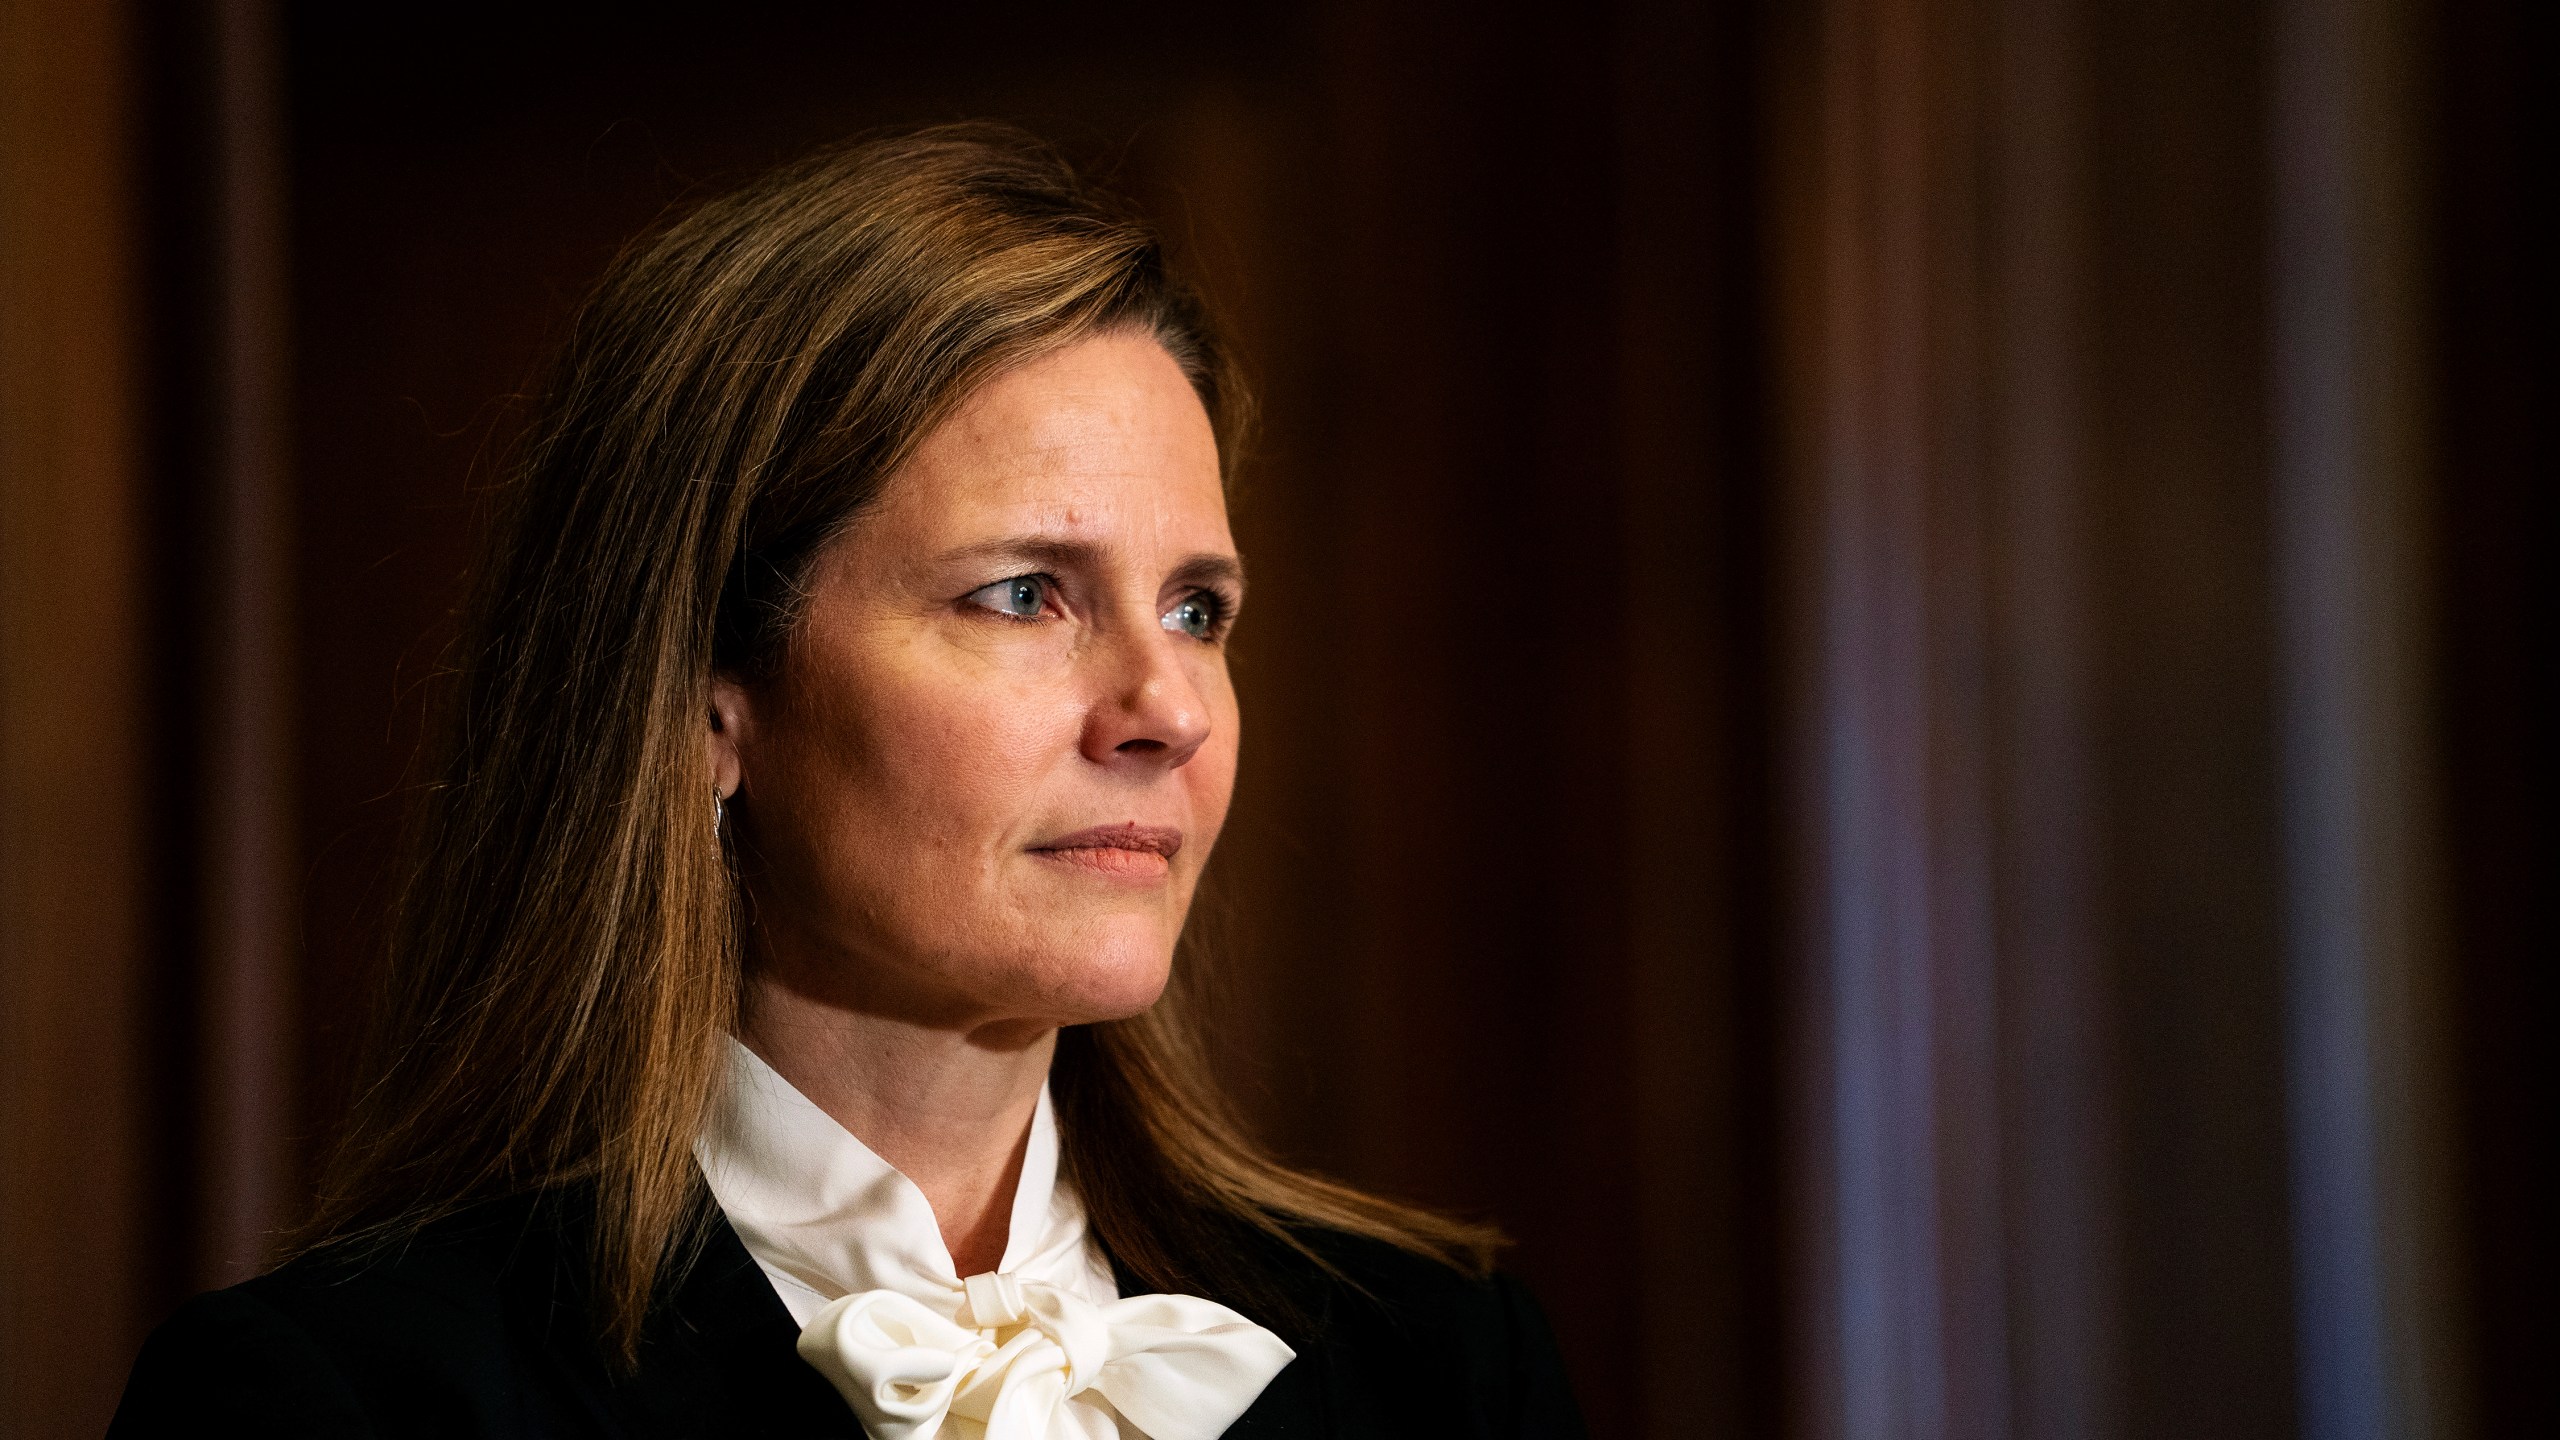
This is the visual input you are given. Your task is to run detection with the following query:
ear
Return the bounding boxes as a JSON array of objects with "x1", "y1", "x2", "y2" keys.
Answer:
[{"x1": 708, "y1": 672, "x2": 752, "y2": 800}]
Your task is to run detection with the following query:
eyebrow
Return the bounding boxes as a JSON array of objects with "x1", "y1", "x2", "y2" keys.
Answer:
[{"x1": 942, "y1": 536, "x2": 1246, "y2": 593}]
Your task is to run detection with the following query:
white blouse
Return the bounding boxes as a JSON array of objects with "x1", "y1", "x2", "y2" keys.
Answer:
[{"x1": 695, "y1": 1039, "x2": 1292, "y2": 1440}]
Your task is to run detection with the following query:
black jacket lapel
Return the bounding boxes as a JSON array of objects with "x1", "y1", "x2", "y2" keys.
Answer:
[{"x1": 529, "y1": 1211, "x2": 865, "y2": 1439}]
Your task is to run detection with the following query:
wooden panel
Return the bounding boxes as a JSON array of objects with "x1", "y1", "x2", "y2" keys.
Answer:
[
  {"x1": 2430, "y1": 0, "x2": 2555, "y2": 1432},
  {"x1": 2080, "y1": 2, "x2": 2298, "y2": 1433},
  {"x1": 135, "y1": 0, "x2": 300, "y2": 1295},
  {"x1": 192, "y1": 0, "x2": 298, "y2": 1292},
  {"x1": 1767, "y1": 0, "x2": 2315, "y2": 1435},
  {"x1": 2271, "y1": 0, "x2": 2471, "y2": 1432},
  {"x1": 0, "y1": 1, "x2": 152, "y2": 1434}
]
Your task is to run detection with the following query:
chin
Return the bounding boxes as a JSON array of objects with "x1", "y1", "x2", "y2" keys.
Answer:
[{"x1": 1021, "y1": 925, "x2": 1176, "y2": 1025}]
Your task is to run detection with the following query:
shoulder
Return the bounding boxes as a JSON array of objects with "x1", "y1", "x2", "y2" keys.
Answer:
[
  {"x1": 111, "y1": 1197, "x2": 589, "y2": 1439},
  {"x1": 1284, "y1": 1226, "x2": 1509, "y2": 1338},
  {"x1": 110, "y1": 1286, "x2": 376, "y2": 1437},
  {"x1": 1237, "y1": 1226, "x2": 1587, "y2": 1440}
]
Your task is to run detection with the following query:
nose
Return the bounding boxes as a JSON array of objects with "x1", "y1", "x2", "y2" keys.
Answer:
[{"x1": 1080, "y1": 624, "x2": 1211, "y2": 771}]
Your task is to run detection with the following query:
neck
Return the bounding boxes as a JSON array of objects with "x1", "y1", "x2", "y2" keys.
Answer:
[{"x1": 740, "y1": 965, "x2": 1056, "y2": 1279}]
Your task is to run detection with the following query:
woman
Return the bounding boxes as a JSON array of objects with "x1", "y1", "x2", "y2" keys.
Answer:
[{"x1": 111, "y1": 127, "x2": 1583, "y2": 1439}]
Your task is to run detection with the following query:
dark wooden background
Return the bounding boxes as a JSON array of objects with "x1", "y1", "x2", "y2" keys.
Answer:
[{"x1": 2, "y1": 2, "x2": 2545, "y2": 1438}]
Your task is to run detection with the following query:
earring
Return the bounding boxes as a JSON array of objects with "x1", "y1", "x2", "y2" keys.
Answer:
[{"x1": 713, "y1": 786, "x2": 727, "y2": 837}]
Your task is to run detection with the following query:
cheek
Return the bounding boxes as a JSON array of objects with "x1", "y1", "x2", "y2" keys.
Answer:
[
  {"x1": 797, "y1": 656, "x2": 1081, "y2": 860},
  {"x1": 1179, "y1": 675, "x2": 1242, "y2": 844}
]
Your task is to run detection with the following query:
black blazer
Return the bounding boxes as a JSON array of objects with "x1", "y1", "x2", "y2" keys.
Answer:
[{"x1": 109, "y1": 1193, "x2": 1586, "y2": 1438}]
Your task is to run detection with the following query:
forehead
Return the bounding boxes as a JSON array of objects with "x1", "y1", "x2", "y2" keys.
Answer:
[{"x1": 873, "y1": 333, "x2": 1231, "y2": 551}]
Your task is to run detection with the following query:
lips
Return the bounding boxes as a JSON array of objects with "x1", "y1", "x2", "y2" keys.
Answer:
[{"x1": 1030, "y1": 824, "x2": 1183, "y2": 879}]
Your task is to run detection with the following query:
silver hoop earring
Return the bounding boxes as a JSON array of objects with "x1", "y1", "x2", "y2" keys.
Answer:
[{"x1": 713, "y1": 787, "x2": 727, "y2": 837}]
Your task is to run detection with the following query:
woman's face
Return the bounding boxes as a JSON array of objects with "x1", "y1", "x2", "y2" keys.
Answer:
[{"x1": 714, "y1": 332, "x2": 1240, "y2": 1035}]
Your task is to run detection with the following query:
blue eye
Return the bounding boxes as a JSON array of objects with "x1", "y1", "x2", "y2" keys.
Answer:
[
  {"x1": 969, "y1": 575, "x2": 1050, "y2": 618},
  {"x1": 1161, "y1": 592, "x2": 1222, "y2": 640}
]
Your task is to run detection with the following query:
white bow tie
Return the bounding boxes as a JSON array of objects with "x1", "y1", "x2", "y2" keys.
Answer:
[
  {"x1": 695, "y1": 1041, "x2": 1294, "y2": 1440},
  {"x1": 798, "y1": 1269, "x2": 1294, "y2": 1440}
]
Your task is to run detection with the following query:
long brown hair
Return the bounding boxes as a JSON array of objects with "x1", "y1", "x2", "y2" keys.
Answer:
[{"x1": 304, "y1": 125, "x2": 1496, "y2": 1360}]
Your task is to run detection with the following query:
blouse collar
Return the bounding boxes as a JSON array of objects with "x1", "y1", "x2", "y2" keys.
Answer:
[{"x1": 693, "y1": 1036, "x2": 1116, "y2": 1326}]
